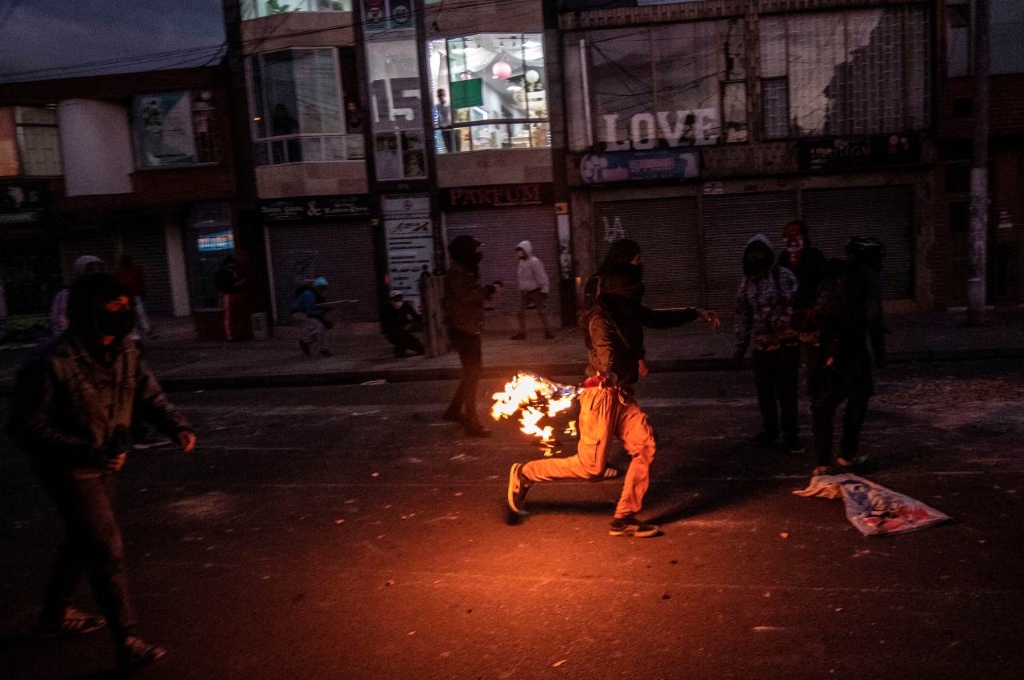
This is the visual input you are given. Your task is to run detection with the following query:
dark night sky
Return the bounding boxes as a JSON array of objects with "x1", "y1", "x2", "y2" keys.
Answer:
[{"x1": 0, "y1": 0, "x2": 225, "y2": 83}]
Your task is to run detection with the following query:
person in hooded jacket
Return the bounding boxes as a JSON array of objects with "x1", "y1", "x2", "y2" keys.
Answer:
[
  {"x1": 508, "y1": 246, "x2": 719, "y2": 537},
  {"x1": 7, "y1": 273, "x2": 197, "y2": 671},
  {"x1": 381, "y1": 290, "x2": 425, "y2": 358},
  {"x1": 511, "y1": 239, "x2": 553, "y2": 340},
  {"x1": 579, "y1": 239, "x2": 719, "y2": 379},
  {"x1": 442, "y1": 235, "x2": 502, "y2": 437},
  {"x1": 797, "y1": 237, "x2": 887, "y2": 475},
  {"x1": 292, "y1": 276, "x2": 333, "y2": 357},
  {"x1": 50, "y1": 255, "x2": 105, "y2": 337},
  {"x1": 734, "y1": 234, "x2": 802, "y2": 452}
]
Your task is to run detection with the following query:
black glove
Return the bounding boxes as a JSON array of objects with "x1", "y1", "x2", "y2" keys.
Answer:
[{"x1": 108, "y1": 426, "x2": 131, "y2": 459}]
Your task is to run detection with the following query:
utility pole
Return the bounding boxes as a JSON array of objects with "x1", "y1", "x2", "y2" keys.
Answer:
[{"x1": 967, "y1": 0, "x2": 990, "y2": 326}]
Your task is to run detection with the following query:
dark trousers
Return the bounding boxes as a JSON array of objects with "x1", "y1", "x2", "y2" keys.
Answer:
[
  {"x1": 752, "y1": 346, "x2": 800, "y2": 440},
  {"x1": 810, "y1": 364, "x2": 872, "y2": 465},
  {"x1": 446, "y1": 327, "x2": 482, "y2": 424},
  {"x1": 37, "y1": 472, "x2": 137, "y2": 641},
  {"x1": 387, "y1": 330, "x2": 425, "y2": 357}
]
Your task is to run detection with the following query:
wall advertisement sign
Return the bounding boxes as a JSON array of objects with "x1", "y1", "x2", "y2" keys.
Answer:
[
  {"x1": 797, "y1": 135, "x2": 922, "y2": 172},
  {"x1": 580, "y1": 149, "x2": 699, "y2": 184},
  {"x1": 259, "y1": 195, "x2": 371, "y2": 223},
  {"x1": 440, "y1": 183, "x2": 553, "y2": 210},
  {"x1": 382, "y1": 193, "x2": 434, "y2": 310},
  {"x1": 135, "y1": 92, "x2": 198, "y2": 167}
]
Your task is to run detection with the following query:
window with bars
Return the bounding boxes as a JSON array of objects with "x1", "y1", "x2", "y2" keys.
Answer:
[
  {"x1": 758, "y1": 7, "x2": 931, "y2": 139},
  {"x1": 15, "y1": 107, "x2": 62, "y2": 177}
]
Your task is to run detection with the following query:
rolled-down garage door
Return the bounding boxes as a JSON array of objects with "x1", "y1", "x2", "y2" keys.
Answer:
[
  {"x1": 592, "y1": 198, "x2": 700, "y2": 309},
  {"x1": 702, "y1": 192, "x2": 798, "y2": 314},
  {"x1": 269, "y1": 222, "x2": 379, "y2": 323},
  {"x1": 444, "y1": 206, "x2": 560, "y2": 323},
  {"x1": 802, "y1": 186, "x2": 914, "y2": 299}
]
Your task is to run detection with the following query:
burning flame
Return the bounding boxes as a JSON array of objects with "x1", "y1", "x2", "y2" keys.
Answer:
[{"x1": 491, "y1": 372, "x2": 580, "y2": 445}]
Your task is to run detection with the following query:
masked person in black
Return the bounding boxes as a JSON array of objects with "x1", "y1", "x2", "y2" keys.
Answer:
[
  {"x1": 441, "y1": 235, "x2": 502, "y2": 437},
  {"x1": 797, "y1": 237, "x2": 887, "y2": 476},
  {"x1": 382, "y1": 290, "x2": 425, "y2": 358},
  {"x1": 7, "y1": 273, "x2": 197, "y2": 672}
]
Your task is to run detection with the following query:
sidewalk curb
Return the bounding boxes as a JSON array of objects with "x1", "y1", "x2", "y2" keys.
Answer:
[
  {"x1": 2, "y1": 348, "x2": 1022, "y2": 396},
  {"x1": 155, "y1": 347, "x2": 1024, "y2": 392}
]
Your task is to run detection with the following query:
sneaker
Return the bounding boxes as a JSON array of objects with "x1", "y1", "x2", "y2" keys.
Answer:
[
  {"x1": 464, "y1": 422, "x2": 492, "y2": 438},
  {"x1": 131, "y1": 436, "x2": 172, "y2": 452},
  {"x1": 117, "y1": 636, "x2": 167, "y2": 670},
  {"x1": 509, "y1": 333, "x2": 526, "y2": 340},
  {"x1": 298, "y1": 339, "x2": 311, "y2": 356},
  {"x1": 608, "y1": 515, "x2": 660, "y2": 538},
  {"x1": 812, "y1": 465, "x2": 832, "y2": 477},
  {"x1": 507, "y1": 463, "x2": 532, "y2": 515},
  {"x1": 784, "y1": 437, "x2": 806, "y2": 454},
  {"x1": 753, "y1": 431, "x2": 779, "y2": 445},
  {"x1": 837, "y1": 453, "x2": 869, "y2": 467},
  {"x1": 33, "y1": 608, "x2": 107, "y2": 639}
]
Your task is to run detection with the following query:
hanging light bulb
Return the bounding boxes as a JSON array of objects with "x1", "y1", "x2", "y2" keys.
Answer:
[
  {"x1": 492, "y1": 60, "x2": 512, "y2": 80},
  {"x1": 525, "y1": 69, "x2": 540, "y2": 84}
]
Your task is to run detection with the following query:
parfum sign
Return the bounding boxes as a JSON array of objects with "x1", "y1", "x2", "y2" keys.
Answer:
[{"x1": 600, "y1": 108, "x2": 719, "y2": 150}]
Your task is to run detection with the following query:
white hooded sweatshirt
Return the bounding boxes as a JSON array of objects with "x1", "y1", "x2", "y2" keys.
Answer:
[{"x1": 515, "y1": 240, "x2": 550, "y2": 294}]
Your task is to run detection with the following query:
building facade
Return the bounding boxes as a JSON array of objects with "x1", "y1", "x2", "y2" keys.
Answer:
[
  {"x1": 0, "y1": 67, "x2": 240, "y2": 335},
  {"x1": 558, "y1": 0, "x2": 936, "y2": 313}
]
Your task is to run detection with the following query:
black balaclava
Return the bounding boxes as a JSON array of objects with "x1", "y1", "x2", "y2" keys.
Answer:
[
  {"x1": 600, "y1": 239, "x2": 642, "y2": 271},
  {"x1": 742, "y1": 238, "x2": 775, "y2": 279},
  {"x1": 599, "y1": 261, "x2": 646, "y2": 316},
  {"x1": 448, "y1": 235, "x2": 484, "y2": 274},
  {"x1": 67, "y1": 273, "x2": 136, "y2": 354}
]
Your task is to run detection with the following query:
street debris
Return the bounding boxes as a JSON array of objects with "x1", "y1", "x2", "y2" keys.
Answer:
[
  {"x1": 360, "y1": 379, "x2": 388, "y2": 386},
  {"x1": 794, "y1": 473, "x2": 951, "y2": 536}
]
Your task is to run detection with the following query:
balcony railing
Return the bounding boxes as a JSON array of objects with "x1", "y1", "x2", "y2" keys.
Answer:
[{"x1": 254, "y1": 133, "x2": 365, "y2": 165}]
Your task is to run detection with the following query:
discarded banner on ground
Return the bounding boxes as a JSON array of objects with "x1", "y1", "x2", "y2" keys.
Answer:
[{"x1": 793, "y1": 474, "x2": 951, "y2": 536}]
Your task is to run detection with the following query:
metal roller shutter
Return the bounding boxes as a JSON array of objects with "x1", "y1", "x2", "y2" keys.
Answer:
[
  {"x1": 592, "y1": 198, "x2": 700, "y2": 309},
  {"x1": 444, "y1": 206, "x2": 561, "y2": 323},
  {"x1": 269, "y1": 222, "x2": 379, "y2": 323},
  {"x1": 801, "y1": 186, "x2": 914, "y2": 299},
  {"x1": 121, "y1": 222, "x2": 172, "y2": 316},
  {"x1": 702, "y1": 192, "x2": 798, "y2": 314}
]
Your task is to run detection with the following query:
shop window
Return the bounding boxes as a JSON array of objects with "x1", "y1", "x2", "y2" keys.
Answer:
[
  {"x1": 15, "y1": 107, "x2": 62, "y2": 176},
  {"x1": 132, "y1": 92, "x2": 221, "y2": 169},
  {"x1": 758, "y1": 7, "x2": 932, "y2": 138},
  {"x1": 241, "y1": 0, "x2": 350, "y2": 20},
  {"x1": 427, "y1": 34, "x2": 550, "y2": 154},
  {"x1": 367, "y1": 38, "x2": 426, "y2": 179},
  {"x1": 248, "y1": 48, "x2": 363, "y2": 165},
  {"x1": 946, "y1": 1, "x2": 970, "y2": 77}
]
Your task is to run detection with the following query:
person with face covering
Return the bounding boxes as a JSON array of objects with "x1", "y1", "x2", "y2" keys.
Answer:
[
  {"x1": 734, "y1": 234, "x2": 802, "y2": 452},
  {"x1": 511, "y1": 240, "x2": 553, "y2": 340},
  {"x1": 508, "y1": 245, "x2": 719, "y2": 537},
  {"x1": 579, "y1": 239, "x2": 719, "y2": 379},
  {"x1": 7, "y1": 273, "x2": 196, "y2": 672},
  {"x1": 50, "y1": 255, "x2": 105, "y2": 337},
  {"x1": 797, "y1": 237, "x2": 887, "y2": 475},
  {"x1": 381, "y1": 291, "x2": 425, "y2": 358},
  {"x1": 777, "y1": 220, "x2": 828, "y2": 368},
  {"x1": 442, "y1": 235, "x2": 502, "y2": 437}
]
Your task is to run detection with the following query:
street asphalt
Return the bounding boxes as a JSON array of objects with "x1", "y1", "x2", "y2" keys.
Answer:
[{"x1": 1, "y1": 361, "x2": 1022, "y2": 680}]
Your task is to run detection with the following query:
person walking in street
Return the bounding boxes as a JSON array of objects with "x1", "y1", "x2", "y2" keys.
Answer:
[
  {"x1": 734, "y1": 234, "x2": 803, "y2": 453},
  {"x1": 777, "y1": 220, "x2": 828, "y2": 377},
  {"x1": 214, "y1": 255, "x2": 245, "y2": 342},
  {"x1": 292, "y1": 276, "x2": 333, "y2": 357},
  {"x1": 798, "y1": 237, "x2": 887, "y2": 476},
  {"x1": 508, "y1": 246, "x2": 720, "y2": 537},
  {"x1": 442, "y1": 235, "x2": 502, "y2": 437},
  {"x1": 510, "y1": 240, "x2": 554, "y2": 340},
  {"x1": 114, "y1": 253, "x2": 155, "y2": 340},
  {"x1": 382, "y1": 290, "x2": 425, "y2": 358},
  {"x1": 7, "y1": 272, "x2": 197, "y2": 672},
  {"x1": 50, "y1": 255, "x2": 105, "y2": 337}
]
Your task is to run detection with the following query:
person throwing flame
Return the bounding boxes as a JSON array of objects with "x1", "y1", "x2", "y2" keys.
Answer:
[{"x1": 507, "y1": 240, "x2": 719, "y2": 537}]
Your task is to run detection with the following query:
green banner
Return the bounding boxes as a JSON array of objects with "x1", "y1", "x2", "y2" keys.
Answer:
[{"x1": 449, "y1": 78, "x2": 483, "y2": 109}]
